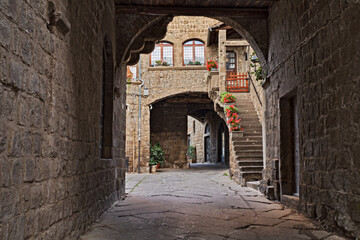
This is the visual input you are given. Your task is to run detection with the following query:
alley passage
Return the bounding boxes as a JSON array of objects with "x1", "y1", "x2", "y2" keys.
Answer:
[{"x1": 80, "y1": 165, "x2": 345, "y2": 240}]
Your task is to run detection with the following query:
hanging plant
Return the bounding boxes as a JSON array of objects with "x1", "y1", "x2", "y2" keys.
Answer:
[
  {"x1": 206, "y1": 60, "x2": 218, "y2": 71},
  {"x1": 220, "y1": 92, "x2": 236, "y2": 103}
]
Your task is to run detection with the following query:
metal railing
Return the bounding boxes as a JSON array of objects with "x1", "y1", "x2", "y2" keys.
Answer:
[{"x1": 247, "y1": 71, "x2": 262, "y2": 107}]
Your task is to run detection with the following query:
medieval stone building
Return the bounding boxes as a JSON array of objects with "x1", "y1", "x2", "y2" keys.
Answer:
[
  {"x1": 125, "y1": 16, "x2": 263, "y2": 173},
  {"x1": 0, "y1": 0, "x2": 359, "y2": 239}
]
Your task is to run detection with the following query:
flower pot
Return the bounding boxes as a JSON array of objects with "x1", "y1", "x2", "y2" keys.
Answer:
[
  {"x1": 230, "y1": 130, "x2": 244, "y2": 137},
  {"x1": 151, "y1": 165, "x2": 157, "y2": 173},
  {"x1": 156, "y1": 163, "x2": 160, "y2": 169},
  {"x1": 211, "y1": 68, "x2": 218, "y2": 71}
]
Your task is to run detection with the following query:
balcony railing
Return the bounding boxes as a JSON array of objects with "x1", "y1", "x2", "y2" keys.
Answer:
[{"x1": 226, "y1": 72, "x2": 249, "y2": 93}]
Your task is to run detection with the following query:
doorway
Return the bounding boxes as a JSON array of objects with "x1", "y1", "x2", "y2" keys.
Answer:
[
  {"x1": 280, "y1": 93, "x2": 300, "y2": 197},
  {"x1": 218, "y1": 123, "x2": 229, "y2": 165},
  {"x1": 204, "y1": 124, "x2": 211, "y2": 162}
]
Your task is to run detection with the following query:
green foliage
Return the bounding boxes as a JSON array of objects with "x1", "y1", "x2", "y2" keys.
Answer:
[
  {"x1": 249, "y1": 51, "x2": 264, "y2": 81},
  {"x1": 155, "y1": 60, "x2": 162, "y2": 65},
  {"x1": 220, "y1": 92, "x2": 236, "y2": 103},
  {"x1": 186, "y1": 146, "x2": 196, "y2": 161},
  {"x1": 194, "y1": 61, "x2": 201, "y2": 65},
  {"x1": 150, "y1": 142, "x2": 165, "y2": 166},
  {"x1": 251, "y1": 66, "x2": 264, "y2": 81},
  {"x1": 225, "y1": 105, "x2": 239, "y2": 113},
  {"x1": 187, "y1": 61, "x2": 194, "y2": 65}
]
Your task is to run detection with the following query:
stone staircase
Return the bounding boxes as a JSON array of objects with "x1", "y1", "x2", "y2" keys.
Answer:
[{"x1": 226, "y1": 93, "x2": 264, "y2": 186}]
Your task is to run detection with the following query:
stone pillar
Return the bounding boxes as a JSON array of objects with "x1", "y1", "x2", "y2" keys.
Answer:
[{"x1": 218, "y1": 30, "x2": 227, "y2": 92}]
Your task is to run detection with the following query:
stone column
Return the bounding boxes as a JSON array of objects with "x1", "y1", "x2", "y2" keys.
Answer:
[{"x1": 218, "y1": 30, "x2": 227, "y2": 92}]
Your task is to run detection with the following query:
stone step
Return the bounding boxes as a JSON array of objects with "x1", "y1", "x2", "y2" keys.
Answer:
[
  {"x1": 234, "y1": 144, "x2": 263, "y2": 150},
  {"x1": 237, "y1": 160, "x2": 263, "y2": 166},
  {"x1": 232, "y1": 136, "x2": 263, "y2": 142},
  {"x1": 246, "y1": 181, "x2": 261, "y2": 191},
  {"x1": 233, "y1": 141, "x2": 262, "y2": 146},
  {"x1": 243, "y1": 132, "x2": 262, "y2": 137},
  {"x1": 236, "y1": 155, "x2": 263, "y2": 161},
  {"x1": 239, "y1": 166, "x2": 263, "y2": 172},
  {"x1": 239, "y1": 171, "x2": 263, "y2": 181},
  {"x1": 235, "y1": 149, "x2": 263, "y2": 154}
]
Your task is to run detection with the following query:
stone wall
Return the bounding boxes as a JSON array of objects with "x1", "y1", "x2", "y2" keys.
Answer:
[
  {"x1": 187, "y1": 116, "x2": 205, "y2": 163},
  {"x1": 125, "y1": 16, "x2": 220, "y2": 172},
  {"x1": 151, "y1": 102, "x2": 188, "y2": 168},
  {"x1": 0, "y1": 0, "x2": 125, "y2": 239},
  {"x1": 263, "y1": 0, "x2": 360, "y2": 238}
]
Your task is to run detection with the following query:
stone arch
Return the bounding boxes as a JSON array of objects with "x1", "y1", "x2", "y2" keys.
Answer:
[
  {"x1": 145, "y1": 91, "x2": 209, "y2": 106},
  {"x1": 216, "y1": 17, "x2": 268, "y2": 68},
  {"x1": 119, "y1": 15, "x2": 268, "y2": 70}
]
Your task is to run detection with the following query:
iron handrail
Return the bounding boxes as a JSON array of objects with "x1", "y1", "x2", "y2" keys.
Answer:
[{"x1": 247, "y1": 71, "x2": 262, "y2": 107}]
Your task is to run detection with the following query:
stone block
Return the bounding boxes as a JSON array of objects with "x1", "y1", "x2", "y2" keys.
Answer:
[
  {"x1": 0, "y1": 157, "x2": 10, "y2": 187},
  {"x1": 11, "y1": 159, "x2": 23, "y2": 185},
  {"x1": 32, "y1": 132, "x2": 42, "y2": 156},
  {"x1": 28, "y1": 71, "x2": 40, "y2": 95},
  {"x1": 349, "y1": 199, "x2": 360, "y2": 222},
  {"x1": 0, "y1": 16, "x2": 11, "y2": 48},
  {"x1": 8, "y1": 129, "x2": 22, "y2": 157},
  {"x1": 1, "y1": 89, "x2": 17, "y2": 121},
  {"x1": 22, "y1": 131, "x2": 32, "y2": 156},
  {"x1": 21, "y1": 37, "x2": 32, "y2": 65},
  {"x1": 0, "y1": 123, "x2": 8, "y2": 154},
  {"x1": 9, "y1": 59, "x2": 25, "y2": 90},
  {"x1": 0, "y1": 188, "x2": 15, "y2": 220},
  {"x1": 24, "y1": 158, "x2": 35, "y2": 182}
]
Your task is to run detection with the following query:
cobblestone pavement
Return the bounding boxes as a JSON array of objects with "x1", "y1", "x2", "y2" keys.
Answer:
[{"x1": 80, "y1": 165, "x2": 347, "y2": 240}]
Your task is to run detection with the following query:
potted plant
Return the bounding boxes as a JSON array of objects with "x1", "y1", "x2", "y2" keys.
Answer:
[
  {"x1": 187, "y1": 61, "x2": 194, "y2": 65},
  {"x1": 206, "y1": 60, "x2": 218, "y2": 71},
  {"x1": 194, "y1": 61, "x2": 201, "y2": 65},
  {"x1": 150, "y1": 142, "x2": 165, "y2": 173},
  {"x1": 220, "y1": 92, "x2": 236, "y2": 104},
  {"x1": 186, "y1": 146, "x2": 197, "y2": 164},
  {"x1": 155, "y1": 60, "x2": 169, "y2": 66},
  {"x1": 225, "y1": 105, "x2": 244, "y2": 134}
]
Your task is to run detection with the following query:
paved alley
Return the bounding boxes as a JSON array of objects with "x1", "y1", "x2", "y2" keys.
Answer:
[{"x1": 80, "y1": 165, "x2": 346, "y2": 240}]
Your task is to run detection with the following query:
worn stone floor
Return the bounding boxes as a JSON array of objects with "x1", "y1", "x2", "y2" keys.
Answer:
[{"x1": 80, "y1": 164, "x2": 347, "y2": 240}]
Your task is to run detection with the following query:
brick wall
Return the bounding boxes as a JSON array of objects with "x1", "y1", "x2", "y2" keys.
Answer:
[{"x1": 0, "y1": 0, "x2": 125, "y2": 239}]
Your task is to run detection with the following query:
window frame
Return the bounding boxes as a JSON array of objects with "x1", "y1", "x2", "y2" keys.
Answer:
[
  {"x1": 149, "y1": 41, "x2": 174, "y2": 67},
  {"x1": 182, "y1": 39, "x2": 206, "y2": 66}
]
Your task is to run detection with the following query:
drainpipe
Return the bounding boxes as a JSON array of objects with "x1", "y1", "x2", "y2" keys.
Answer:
[{"x1": 138, "y1": 56, "x2": 143, "y2": 173}]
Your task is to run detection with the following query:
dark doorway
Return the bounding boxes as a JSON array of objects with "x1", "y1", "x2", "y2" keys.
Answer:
[
  {"x1": 218, "y1": 123, "x2": 229, "y2": 165},
  {"x1": 204, "y1": 124, "x2": 211, "y2": 162},
  {"x1": 280, "y1": 93, "x2": 300, "y2": 197}
]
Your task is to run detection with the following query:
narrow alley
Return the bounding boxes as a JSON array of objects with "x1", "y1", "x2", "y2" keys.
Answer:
[{"x1": 80, "y1": 166, "x2": 345, "y2": 240}]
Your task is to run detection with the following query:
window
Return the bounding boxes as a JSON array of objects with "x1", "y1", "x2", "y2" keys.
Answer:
[
  {"x1": 226, "y1": 51, "x2": 237, "y2": 73},
  {"x1": 150, "y1": 41, "x2": 173, "y2": 66},
  {"x1": 193, "y1": 121, "x2": 196, "y2": 133},
  {"x1": 183, "y1": 40, "x2": 205, "y2": 65}
]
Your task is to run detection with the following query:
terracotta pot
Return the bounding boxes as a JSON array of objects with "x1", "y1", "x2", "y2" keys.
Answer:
[{"x1": 156, "y1": 163, "x2": 160, "y2": 169}]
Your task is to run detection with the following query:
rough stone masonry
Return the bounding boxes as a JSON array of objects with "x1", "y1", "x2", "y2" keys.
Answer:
[
  {"x1": 0, "y1": 0, "x2": 359, "y2": 239},
  {"x1": 0, "y1": 0, "x2": 125, "y2": 239}
]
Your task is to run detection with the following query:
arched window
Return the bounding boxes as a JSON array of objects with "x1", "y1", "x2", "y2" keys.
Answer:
[
  {"x1": 183, "y1": 39, "x2": 205, "y2": 65},
  {"x1": 150, "y1": 41, "x2": 173, "y2": 66},
  {"x1": 205, "y1": 124, "x2": 210, "y2": 135}
]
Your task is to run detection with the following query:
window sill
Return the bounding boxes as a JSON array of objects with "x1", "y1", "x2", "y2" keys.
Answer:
[{"x1": 148, "y1": 66, "x2": 206, "y2": 71}]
